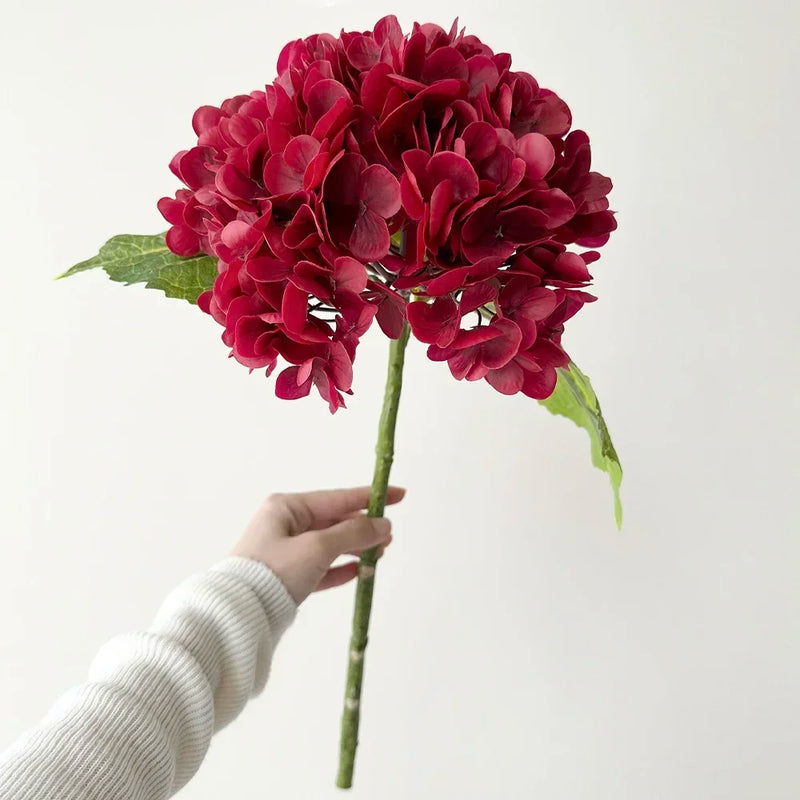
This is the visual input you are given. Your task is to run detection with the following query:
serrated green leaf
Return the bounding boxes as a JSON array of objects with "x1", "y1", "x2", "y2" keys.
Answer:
[
  {"x1": 540, "y1": 362, "x2": 623, "y2": 528},
  {"x1": 56, "y1": 233, "x2": 218, "y2": 304}
]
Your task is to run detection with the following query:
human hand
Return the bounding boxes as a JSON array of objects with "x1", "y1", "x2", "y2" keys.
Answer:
[{"x1": 230, "y1": 486, "x2": 405, "y2": 605}]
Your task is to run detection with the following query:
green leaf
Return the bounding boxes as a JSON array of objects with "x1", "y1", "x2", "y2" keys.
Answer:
[
  {"x1": 56, "y1": 233, "x2": 217, "y2": 304},
  {"x1": 540, "y1": 362, "x2": 623, "y2": 528}
]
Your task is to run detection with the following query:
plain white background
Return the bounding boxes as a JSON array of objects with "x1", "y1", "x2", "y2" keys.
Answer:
[{"x1": 1, "y1": 0, "x2": 799, "y2": 797}]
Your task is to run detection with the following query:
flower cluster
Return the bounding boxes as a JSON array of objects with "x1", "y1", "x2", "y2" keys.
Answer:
[{"x1": 160, "y1": 16, "x2": 615, "y2": 411}]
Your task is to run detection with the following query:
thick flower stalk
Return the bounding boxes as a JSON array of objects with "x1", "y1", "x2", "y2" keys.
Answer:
[
  {"x1": 337, "y1": 320, "x2": 410, "y2": 788},
  {"x1": 155, "y1": 14, "x2": 618, "y2": 788}
]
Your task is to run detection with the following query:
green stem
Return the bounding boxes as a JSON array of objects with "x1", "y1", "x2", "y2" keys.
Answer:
[{"x1": 336, "y1": 320, "x2": 411, "y2": 789}]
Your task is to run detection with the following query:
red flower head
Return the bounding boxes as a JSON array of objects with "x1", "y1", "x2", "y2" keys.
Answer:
[{"x1": 160, "y1": 16, "x2": 616, "y2": 411}]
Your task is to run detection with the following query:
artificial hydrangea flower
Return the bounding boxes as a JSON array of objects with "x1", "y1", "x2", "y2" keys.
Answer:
[{"x1": 159, "y1": 15, "x2": 616, "y2": 412}]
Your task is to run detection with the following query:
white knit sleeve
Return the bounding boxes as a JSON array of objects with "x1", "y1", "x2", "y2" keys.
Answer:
[{"x1": 0, "y1": 555, "x2": 298, "y2": 800}]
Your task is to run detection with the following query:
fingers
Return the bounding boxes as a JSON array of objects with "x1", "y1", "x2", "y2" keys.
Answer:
[
  {"x1": 345, "y1": 539, "x2": 390, "y2": 558},
  {"x1": 315, "y1": 562, "x2": 359, "y2": 592},
  {"x1": 316, "y1": 514, "x2": 392, "y2": 561},
  {"x1": 269, "y1": 486, "x2": 406, "y2": 534},
  {"x1": 314, "y1": 545, "x2": 390, "y2": 593}
]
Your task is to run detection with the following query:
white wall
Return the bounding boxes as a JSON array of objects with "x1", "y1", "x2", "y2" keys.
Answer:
[{"x1": 1, "y1": 0, "x2": 799, "y2": 797}]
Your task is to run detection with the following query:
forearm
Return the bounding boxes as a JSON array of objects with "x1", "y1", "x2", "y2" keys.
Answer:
[{"x1": 0, "y1": 556, "x2": 297, "y2": 800}]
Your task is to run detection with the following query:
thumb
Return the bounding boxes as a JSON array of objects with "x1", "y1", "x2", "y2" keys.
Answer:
[{"x1": 317, "y1": 515, "x2": 392, "y2": 561}]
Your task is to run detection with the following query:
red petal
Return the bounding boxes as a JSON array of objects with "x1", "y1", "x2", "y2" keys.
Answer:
[
  {"x1": 534, "y1": 91, "x2": 572, "y2": 137},
  {"x1": 496, "y1": 207, "x2": 548, "y2": 244},
  {"x1": 459, "y1": 282, "x2": 497, "y2": 313},
  {"x1": 528, "y1": 188, "x2": 576, "y2": 229},
  {"x1": 486, "y1": 361, "x2": 524, "y2": 394},
  {"x1": 297, "y1": 357, "x2": 315, "y2": 384},
  {"x1": 311, "y1": 96, "x2": 354, "y2": 141},
  {"x1": 197, "y1": 289, "x2": 213, "y2": 314},
  {"x1": 480, "y1": 319, "x2": 522, "y2": 369},
  {"x1": 324, "y1": 153, "x2": 365, "y2": 205},
  {"x1": 306, "y1": 80, "x2": 351, "y2": 120},
  {"x1": 221, "y1": 220, "x2": 260, "y2": 256},
  {"x1": 177, "y1": 147, "x2": 215, "y2": 190},
  {"x1": 334, "y1": 257, "x2": 368, "y2": 294},
  {"x1": 503, "y1": 281, "x2": 559, "y2": 321},
  {"x1": 281, "y1": 281, "x2": 308, "y2": 335},
  {"x1": 529, "y1": 338, "x2": 571, "y2": 369},
  {"x1": 451, "y1": 325, "x2": 502, "y2": 349},
  {"x1": 266, "y1": 118, "x2": 291, "y2": 154},
  {"x1": 361, "y1": 62, "x2": 394, "y2": 116},
  {"x1": 284, "y1": 135, "x2": 320, "y2": 174},
  {"x1": 349, "y1": 209, "x2": 390, "y2": 261},
  {"x1": 427, "y1": 179, "x2": 454, "y2": 246},
  {"x1": 393, "y1": 275, "x2": 425, "y2": 291},
  {"x1": 427, "y1": 152, "x2": 479, "y2": 202},
  {"x1": 552, "y1": 251, "x2": 592, "y2": 283},
  {"x1": 215, "y1": 163, "x2": 258, "y2": 206},
  {"x1": 264, "y1": 154, "x2": 300, "y2": 195},
  {"x1": 374, "y1": 14, "x2": 403, "y2": 46},
  {"x1": 327, "y1": 340, "x2": 353, "y2": 392},
  {"x1": 579, "y1": 172, "x2": 613, "y2": 203},
  {"x1": 192, "y1": 105, "x2": 223, "y2": 136},
  {"x1": 426, "y1": 343, "x2": 457, "y2": 362},
  {"x1": 275, "y1": 366, "x2": 313, "y2": 399},
  {"x1": 282, "y1": 204, "x2": 323, "y2": 249},
  {"x1": 516, "y1": 133, "x2": 555, "y2": 181},
  {"x1": 446, "y1": 348, "x2": 476, "y2": 380},
  {"x1": 402, "y1": 149, "x2": 432, "y2": 194},
  {"x1": 360, "y1": 164, "x2": 402, "y2": 217},
  {"x1": 337, "y1": 292, "x2": 377, "y2": 337},
  {"x1": 232, "y1": 318, "x2": 278, "y2": 370},
  {"x1": 316, "y1": 373, "x2": 347, "y2": 414},
  {"x1": 376, "y1": 298, "x2": 406, "y2": 339},
  {"x1": 426, "y1": 266, "x2": 470, "y2": 296},
  {"x1": 411, "y1": 209, "x2": 426, "y2": 266},
  {"x1": 466, "y1": 55, "x2": 500, "y2": 97},
  {"x1": 158, "y1": 197, "x2": 184, "y2": 225},
  {"x1": 400, "y1": 173, "x2": 425, "y2": 220},
  {"x1": 303, "y1": 150, "x2": 332, "y2": 192},
  {"x1": 165, "y1": 225, "x2": 200, "y2": 257},
  {"x1": 520, "y1": 366, "x2": 558, "y2": 399},
  {"x1": 246, "y1": 256, "x2": 292, "y2": 282},
  {"x1": 460, "y1": 121, "x2": 497, "y2": 162},
  {"x1": 346, "y1": 34, "x2": 382, "y2": 70},
  {"x1": 225, "y1": 113, "x2": 262, "y2": 146},
  {"x1": 421, "y1": 46, "x2": 469, "y2": 83},
  {"x1": 387, "y1": 73, "x2": 428, "y2": 93},
  {"x1": 461, "y1": 236, "x2": 516, "y2": 265},
  {"x1": 407, "y1": 296, "x2": 460, "y2": 346},
  {"x1": 369, "y1": 282, "x2": 407, "y2": 339},
  {"x1": 291, "y1": 260, "x2": 333, "y2": 299}
]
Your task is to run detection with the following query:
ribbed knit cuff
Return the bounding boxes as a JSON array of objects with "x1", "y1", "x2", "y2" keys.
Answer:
[{"x1": 208, "y1": 556, "x2": 298, "y2": 641}]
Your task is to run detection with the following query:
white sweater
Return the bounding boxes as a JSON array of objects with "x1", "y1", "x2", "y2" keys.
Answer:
[{"x1": 0, "y1": 556, "x2": 299, "y2": 800}]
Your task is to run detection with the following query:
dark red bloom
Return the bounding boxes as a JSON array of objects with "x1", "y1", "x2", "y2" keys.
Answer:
[{"x1": 161, "y1": 16, "x2": 616, "y2": 410}]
